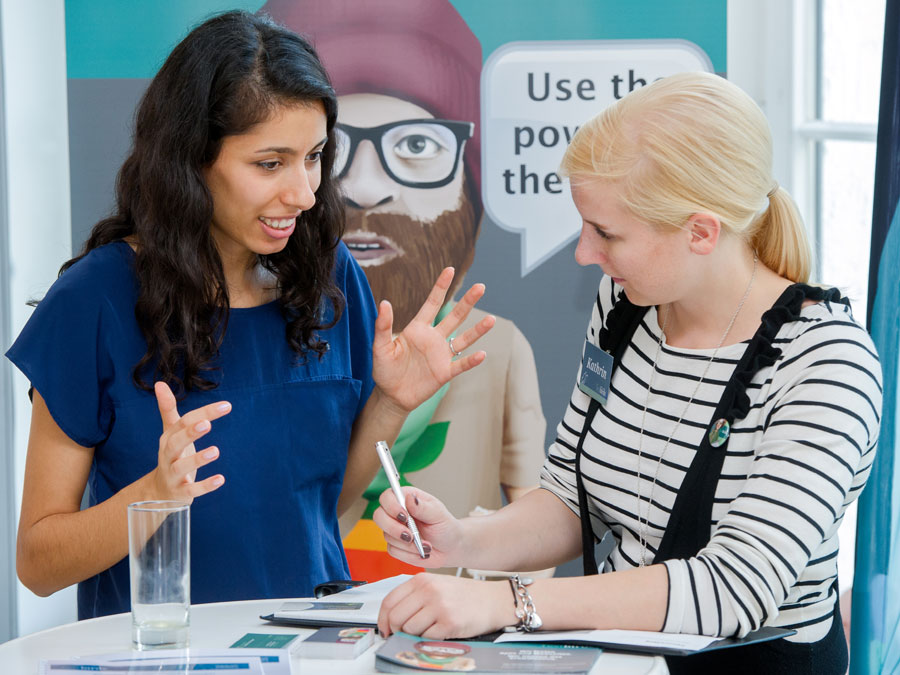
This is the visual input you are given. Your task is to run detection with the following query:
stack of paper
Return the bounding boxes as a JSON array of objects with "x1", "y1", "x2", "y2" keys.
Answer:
[
  {"x1": 296, "y1": 626, "x2": 375, "y2": 659},
  {"x1": 261, "y1": 574, "x2": 412, "y2": 628}
]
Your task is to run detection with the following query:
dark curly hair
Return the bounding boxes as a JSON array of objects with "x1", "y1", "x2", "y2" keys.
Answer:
[{"x1": 61, "y1": 10, "x2": 345, "y2": 396}]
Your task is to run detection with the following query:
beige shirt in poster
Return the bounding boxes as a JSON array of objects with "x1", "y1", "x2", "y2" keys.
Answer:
[{"x1": 339, "y1": 308, "x2": 547, "y2": 536}]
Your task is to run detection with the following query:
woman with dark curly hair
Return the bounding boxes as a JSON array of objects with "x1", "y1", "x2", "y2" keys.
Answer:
[{"x1": 6, "y1": 10, "x2": 492, "y2": 620}]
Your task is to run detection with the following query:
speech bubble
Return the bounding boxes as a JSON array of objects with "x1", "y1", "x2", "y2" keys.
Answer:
[{"x1": 481, "y1": 40, "x2": 714, "y2": 276}]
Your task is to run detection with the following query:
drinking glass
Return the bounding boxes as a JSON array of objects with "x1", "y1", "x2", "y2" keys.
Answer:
[{"x1": 128, "y1": 500, "x2": 190, "y2": 649}]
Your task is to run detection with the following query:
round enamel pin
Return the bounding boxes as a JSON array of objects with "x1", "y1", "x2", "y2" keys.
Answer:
[{"x1": 708, "y1": 418, "x2": 730, "y2": 448}]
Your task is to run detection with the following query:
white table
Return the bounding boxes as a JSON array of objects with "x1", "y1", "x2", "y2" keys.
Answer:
[{"x1": 0, "y1": 598, "x2": 668, "y2": 674}]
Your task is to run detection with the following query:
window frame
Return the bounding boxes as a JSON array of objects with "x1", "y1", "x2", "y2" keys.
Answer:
[
  {"x1": 728, "y1": 0, "x2": 882, "y2": 596},
  {"x1": 729, "y1": 0, "x2": 879, "y2": 280}
]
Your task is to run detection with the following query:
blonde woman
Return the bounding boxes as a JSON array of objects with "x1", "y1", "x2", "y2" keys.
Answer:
[{"x1": 372, "y1": 72, "x2": 882, "y2": 675}]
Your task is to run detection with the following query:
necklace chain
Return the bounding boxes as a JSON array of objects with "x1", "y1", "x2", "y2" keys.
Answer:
[{"x1": 635, "y1": 254, "x2": 758, "y2": 567}]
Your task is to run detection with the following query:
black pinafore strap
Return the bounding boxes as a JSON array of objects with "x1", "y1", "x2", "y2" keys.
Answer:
[{"x1": 576, "y1": 293, "x2": 647, "y2": 576}]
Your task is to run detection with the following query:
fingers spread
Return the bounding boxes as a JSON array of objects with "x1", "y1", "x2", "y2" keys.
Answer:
[
  {"x1": 164, "y1": 420, "x2": 209, "y2": 463},
  {"x1": 444, "y1": 314, "x2": 495, "y2": 358},
  {"x1": 187, "y1": 473, "x2": 225, "y2": 498},
  {"x1": 171, "y1": 445, "x2": 219, "y2": 479},
  {"x1": 154, "y1": 381, "x2": 180, "y2": 427},
  {"x1": 467, "y1": 313, "x2": 496, "y2": 342},
  {"x1": 179, "y1": 400, "x2": 232, "y2": 430},
  {"x1": 373, "y1": 300, "x2": 395, "y2": 354},
  {"x1": 456, "y1": 282, "x2": 486, "y2": 311},
  {"x1": 450, "y1": 350, "x2": 487, "y2": 378},
  {"x1": 410, "y1": 267, "x2": 455, "y2": 327},
  {"x1": 438, "y1": 284, "x2": 494, "y2": 346},
  {"x1": 161, "y1": 401, "x2": 231, "y2": 463}
]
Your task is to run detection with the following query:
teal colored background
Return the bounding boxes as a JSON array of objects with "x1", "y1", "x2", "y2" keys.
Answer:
[
  {"x1": 66, "y1": 0, "x2": 725, "y2": 79},
  {"x1": 451, "y1": 0, "x2": 725, "y2": 71},
  {"x1": 65, "y1": 0, "x2": 267, "y2": 79}
]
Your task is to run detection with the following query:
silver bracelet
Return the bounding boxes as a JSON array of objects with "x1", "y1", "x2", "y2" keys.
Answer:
[{"x1": 507, "y1": 574, "x2": 542, "y2": 632}]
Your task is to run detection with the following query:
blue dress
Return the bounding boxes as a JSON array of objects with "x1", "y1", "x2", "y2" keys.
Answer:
[{"x1": 6, "y1": 241, "x2": 377, "y2": 619}]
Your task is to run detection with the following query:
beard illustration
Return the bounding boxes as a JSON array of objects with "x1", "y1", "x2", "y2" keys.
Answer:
[{"x1": 342, "y1": 195, "x2": 478, "y2": 331}]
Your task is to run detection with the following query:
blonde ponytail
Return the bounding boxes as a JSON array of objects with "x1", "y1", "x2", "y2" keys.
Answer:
[{"x1": 749, "y1": 186, "x2": 811, "y2": 283}]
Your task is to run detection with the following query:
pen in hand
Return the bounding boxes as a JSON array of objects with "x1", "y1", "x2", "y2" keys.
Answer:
[{"x1": 375, "y1": 440, "x2": 427, "y2": 559}]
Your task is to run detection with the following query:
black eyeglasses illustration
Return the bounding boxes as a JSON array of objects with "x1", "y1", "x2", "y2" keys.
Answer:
[{"x1": 334, "y1": 119, "x2": 474, "y2": 189}]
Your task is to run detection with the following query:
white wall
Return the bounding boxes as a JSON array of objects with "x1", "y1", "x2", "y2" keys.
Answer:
[{"x1": 1, "y1": 0, "x2": 75, "y2": 637}]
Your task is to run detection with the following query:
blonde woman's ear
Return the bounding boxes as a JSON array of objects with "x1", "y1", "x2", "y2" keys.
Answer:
[{"x1": 685, "y1": 212, "x2": 720, "y2": 255}]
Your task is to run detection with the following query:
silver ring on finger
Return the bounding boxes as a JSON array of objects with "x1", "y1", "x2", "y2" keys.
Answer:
[{"x1": 448, "y1": 336, "x2": 462, "y2": 357}]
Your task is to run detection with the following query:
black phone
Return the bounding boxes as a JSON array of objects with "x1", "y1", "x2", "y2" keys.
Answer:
[{"x1": 313, "y1": 579, "x2": 367, "y2": 598}]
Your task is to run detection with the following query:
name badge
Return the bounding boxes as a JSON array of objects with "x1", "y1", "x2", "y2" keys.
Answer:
[{"x1": 578, "y1": 340, "x2": 614, "y2": 405}]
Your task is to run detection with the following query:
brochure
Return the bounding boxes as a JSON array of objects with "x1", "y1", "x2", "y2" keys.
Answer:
[
  {"x1": 494, "y1": 625, "x2": 796, "y2": 656},
  {"x1": 375, "y1": 632, "x2": 601, "y2": 673},
  {"x1": 261, "y1": 574, "x2": 411, "y2": 628},
  {"x1": 39, "y1": 649, "x2": 273, "y2": 674}
]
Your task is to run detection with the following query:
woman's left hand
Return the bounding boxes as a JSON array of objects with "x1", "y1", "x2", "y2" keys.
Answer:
[
  {"x1": 372, "y1": 267, "x2": 494, "y2": 412},
  {"x1": 378, "y1": 574, "x2": 512, "y2": 639}
]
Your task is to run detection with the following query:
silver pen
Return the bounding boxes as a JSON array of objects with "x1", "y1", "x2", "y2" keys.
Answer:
[{"x1": 375, "y1": 440, "x2": 426, "y2": 559}]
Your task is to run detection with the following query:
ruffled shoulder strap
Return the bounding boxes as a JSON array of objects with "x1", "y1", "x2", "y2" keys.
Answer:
[
  {"x1": 720, "y1": 283, "x2": 847, "y2": 423},
  {"x1": 597, "y1": 288, "x2": 649, "y2": 365},
  {"x1": 654, "y1": 283, "x2": 846, "y2": 563}
]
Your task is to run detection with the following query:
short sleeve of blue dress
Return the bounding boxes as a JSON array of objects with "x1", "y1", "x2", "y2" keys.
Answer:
[
  {"x1": 5, "y1": 244, "x2": 128, "y2": 447},
  {"x1": 5, "y1": 241, "x2": 377, "y2": 619}
]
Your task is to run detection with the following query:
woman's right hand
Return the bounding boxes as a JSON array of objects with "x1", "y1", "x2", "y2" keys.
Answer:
[
  {"x1": 372, "y1": 486, "x2": 464, "y2": 569},
  {"x1": 150, "y1": 381, "x2": 231, "y2": 502}
]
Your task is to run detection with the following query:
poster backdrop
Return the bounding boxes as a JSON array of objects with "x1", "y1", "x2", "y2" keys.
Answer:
[{"x1": 65, "y1": 0, "x2": 725, "y2": 578}]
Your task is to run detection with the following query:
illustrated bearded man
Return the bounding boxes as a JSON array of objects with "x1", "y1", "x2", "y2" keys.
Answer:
[
  {"x1": 342, "y1": 158, "x2": 480, "y2": 330},
  {"x1": 264, "y1": 0, "x2": 548, "y2": 580},
  {"x1": 265, "y1": 3, "x2": 484, "y2": 332}
]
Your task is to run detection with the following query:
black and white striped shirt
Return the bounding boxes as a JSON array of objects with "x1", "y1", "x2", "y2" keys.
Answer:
[{"x1": 540, "y1": 276, "x2": 882, "y2": 642}]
